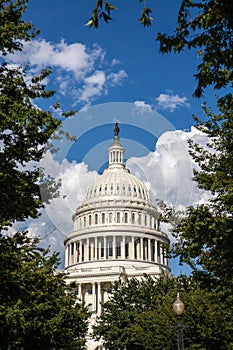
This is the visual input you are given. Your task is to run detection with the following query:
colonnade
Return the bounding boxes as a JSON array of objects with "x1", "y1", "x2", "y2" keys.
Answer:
[
  {"x1": 65, "y1": 235, "x2": 168, "y2": 267},
  {"x1": 76, "y1": 281, "x2": 111, "y2": 315}
]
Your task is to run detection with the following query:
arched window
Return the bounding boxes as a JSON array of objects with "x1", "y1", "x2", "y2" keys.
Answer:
[
  {"x1": 109, "y1": 212, "x2": 113, "y2": 223},
  {"x1": 83, "y1": 216, "x2": 86, "y2": 227},
  {"x1": 95, "y1": 213, "x2": 98, "y2": 225},
  {"x1": 116, "y1": 212, "x2": 120, "y2": 223},
  {"x1": 132, "y1": 213, "x2": 135, "y2": 224},
  {"x1": 138, "y1": 213, "x2": 142, "y2": 225},
  {"x1": 102, "y1": 213, "x2": 105, "y2": 224},
  {"x1": 133, "y1": 186, "x2": 137, "y2": 196},
  {"x1": 88, "y1": 215, "x2": 92, "y2": 225},
  {"x1": 124, "y1": 212, "x2": 128, "y2": 223}
]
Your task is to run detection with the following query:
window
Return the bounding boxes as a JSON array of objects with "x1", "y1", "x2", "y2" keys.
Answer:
[
  {"x1": 138, "y1": 213, "x2": 142, "y2": 225},
  {"x1": 109, "y1": 212, "x2": 113, "y2": 223},
  {"x1": 89, "y1": 215, "x2": 92, "y2": 225},
  {"x1": 124, "y1": 212, "x2": 128, "y2": 223},
  {"x1": 83, "y1": 216, "x2": 86, "y2": 227},
  {"x1": 133, "y1": 186, "x2": 137, "y2": 195},
  {"x1": 116, "y1": 183, "x2": 120, "y2": 194},
  {"x1": 117, "y1": 212, "x2": 120, "y2": 223},
  {"x1": 95, "y1": 213, "x2": 98, "y2": 224},
  {"x1": 102, "y1": 213, "x2": 105, "y2": 224},
  {"x1": 132, "y1": 213, "x2": 135, "y2": 224},
  {"x1": 144, "y1": 214, "x2": 147, "y2": 226}
]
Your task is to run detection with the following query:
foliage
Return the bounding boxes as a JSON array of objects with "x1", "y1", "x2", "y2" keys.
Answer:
[
  {"x1": 0, "y1": 232, "x2": 89, "y2": 350},
  {"x1": 157, "y1": 0, "x2": 233, "y2": 103},
  {"x1": 172, "y1": 101, "x2": 233, "y2": 284},
  {"x1": 87, "y1": 0, "x2": 153, "y2": 28},
  {"x1": 93, "y1": 275, "x2": 233, "y2": 350},
  {"x1": 0, "y1": 0, "x2": 75, "y2": 229}
]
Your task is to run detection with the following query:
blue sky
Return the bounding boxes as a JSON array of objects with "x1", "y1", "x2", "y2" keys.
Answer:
[{"x1": 8, "y1": 1, "x2": 216, "y2": 275}]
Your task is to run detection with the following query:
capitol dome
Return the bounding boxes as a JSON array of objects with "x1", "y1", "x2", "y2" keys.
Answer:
[
  {"x1": 81, "y1": 127, "x2": 150, "y2": 205},
  {"x1": 64, "y1": 123, "x2": 170, "y2": 350}
]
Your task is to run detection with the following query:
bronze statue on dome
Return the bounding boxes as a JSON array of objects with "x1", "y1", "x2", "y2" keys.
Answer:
[{"x1": 114, "y1": 123, "x2": 120, "y2": 136}]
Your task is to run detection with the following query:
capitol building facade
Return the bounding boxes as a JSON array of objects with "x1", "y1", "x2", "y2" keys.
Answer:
[{"x1": 64, "y1": 124, "x2": 170, "y2": 349}]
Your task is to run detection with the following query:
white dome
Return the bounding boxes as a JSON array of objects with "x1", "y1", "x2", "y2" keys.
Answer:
[
  {"x1": 84, "y1": 167, "x2": 150, "y2": 203},
  {"x1": 82, "y1": 125, "x2": 150, "y2": 206}
]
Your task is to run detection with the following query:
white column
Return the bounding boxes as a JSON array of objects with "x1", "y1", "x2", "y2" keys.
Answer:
[
  {"x1": 69, "y1": 244, "x2": 72, "y2": 265},
  {"x1": 164, "y1": 248, "x2": 167, "y2": 266},
  {"x1": 74, "y1": 242, "x2": 77, "y2": 264},
  {"x1": 95, "y1": 237, "x2": 98, "y2": 260},
  {"x1": 154, "y1": 240, "x2": 158, "y2": 262},
  {"x1": 122, "y1": 236, "x2": 126, "y2": 259},
  {"x1": 160, "y1": 245, "x2": 164, "y2": 264},
  {"x1": 113, "y1": 236, "x2": 116, "y2": 259},
  {"x1": 148, "y1": 238, "x2": 151, "y2": 261},
  {"x1": 104, "y1": 237, "x2": 107, "y2": 259},
  {"x1": 97, "y1": 282, "x2": 101, "y2": 315},
  {"x1": 84, "y1": 238, "x2": 89, "y2": 262},
  {"x1": 77, "y1": 283, "x2": 82, "y2": 300},
  {"x1": 98, "y1": 238, "x2": 102, "y2": 258},
  {"x1": 140, "y1": 237, "x2": 144, "y2": 260},
  {"x1": 80, "y1": 240, "x2": 83, "y2": 263},
  {"x1": 92, "y1": 282, "x2": 96, "y2": 312},
  {"x1": 65, "y1": 245, "x2": 69, "y2": 267},
  {"x1": 132, "y1": 237, "x2": 135, "y2": 259}
]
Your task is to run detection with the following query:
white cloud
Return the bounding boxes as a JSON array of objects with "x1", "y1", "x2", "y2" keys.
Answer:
[
  {"x1": 126, "y1": 126, "x2": 210, "y2": 211},
  {"x1": 107, "y1": 70, "x2": 128, "y2": 85},
  {"x1": 133, "y1": 100, "x2": 153, "y2": 114},
  {"x1": 156, "y1": 93, "x2": 190, "y2": 112},
  {"x1": 5, "y1": 39, "x2": 127, "y2": 105}
]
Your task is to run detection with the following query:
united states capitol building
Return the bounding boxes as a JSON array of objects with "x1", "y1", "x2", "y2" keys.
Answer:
[{"x1": 64, "y1": 124, "x2": 170, "y2": 350}]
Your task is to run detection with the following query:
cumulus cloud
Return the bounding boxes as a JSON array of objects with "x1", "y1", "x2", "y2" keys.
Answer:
[
  {"x1": 5, "y1": 39, "x2": 127, "y2": 106},
  {"x1": 156, "y1": 93, "x2": 190, "y2": 112},
  {"x1": 126, "y1": 126, "x2": 210, "y2": 211},
  {"x1": 133, "y1": 101, "x2": 153, "y2": 114}
]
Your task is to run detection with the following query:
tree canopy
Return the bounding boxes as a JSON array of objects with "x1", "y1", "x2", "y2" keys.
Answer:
[
  {"x1": 0, "y1": 232, "x2": 89, "y2": 350},
  {"x1": 0, "y1": 0, "x2": 75, "y2": 229},
  {"x1": 93, "y1": 275, "x2": 233, "y2": 350}
]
